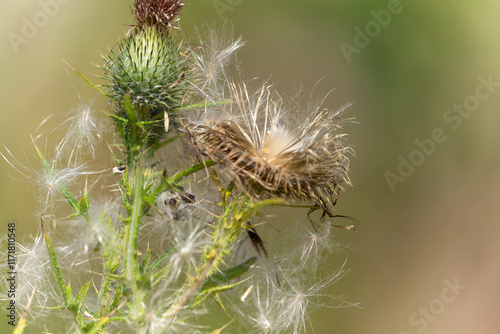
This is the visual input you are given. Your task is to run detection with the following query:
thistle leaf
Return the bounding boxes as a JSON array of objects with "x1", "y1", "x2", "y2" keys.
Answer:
[
  {"x1": 75, "y1": 281, "x2": 91, "y2": 314},
  {"x1": 43, "y1": 229, "x2": 71, "y2": 306},
  {"x1": 200, "y1": 257, "x2": 256, "y2": 291},
  {"x1": 170, "y1": 160, "x2": 216, "y2": 184}
]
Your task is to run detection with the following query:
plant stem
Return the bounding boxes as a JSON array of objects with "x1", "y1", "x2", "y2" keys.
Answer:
[{"x1": 161, "y1": 254, "x2": 218, "y2": 332}]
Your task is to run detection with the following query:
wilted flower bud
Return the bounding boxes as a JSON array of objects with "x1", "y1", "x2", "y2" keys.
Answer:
[{"x1": 132, "y1": 0, "x2": 184, "y2": 30}]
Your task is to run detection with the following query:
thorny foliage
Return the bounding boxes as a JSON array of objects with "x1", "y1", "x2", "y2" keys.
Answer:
[{"x1": 2, "y1": 1, "x2": 356, "y2": 333}]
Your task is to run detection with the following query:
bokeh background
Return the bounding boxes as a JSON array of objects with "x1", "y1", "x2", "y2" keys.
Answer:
[{"x1": 2, "y1": 0, "x2": 500, "y2": 333}]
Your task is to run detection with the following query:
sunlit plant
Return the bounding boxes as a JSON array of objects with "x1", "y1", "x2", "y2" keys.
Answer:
[{"x1": 2, "y1": 1, "x2": 357, "y2": 333}]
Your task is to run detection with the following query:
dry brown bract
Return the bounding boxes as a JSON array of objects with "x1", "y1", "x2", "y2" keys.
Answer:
[
  {"x1": 132, "y1": 0, "x2": 184, "y2": 29},
  {"x1": 185, "y1": 83, "x2": 351, "y2": 215}
]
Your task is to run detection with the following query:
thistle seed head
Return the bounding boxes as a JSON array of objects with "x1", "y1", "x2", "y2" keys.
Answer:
[
  {"x1": 185, "y1": 83, "x2": 352, "y2": 214},
  {"x1": 132, "y1": 0, "x2": 184, "y2": 30}
]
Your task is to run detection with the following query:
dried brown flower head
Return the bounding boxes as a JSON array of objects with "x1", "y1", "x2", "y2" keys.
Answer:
[
  {"x1": 185, "y1": 83, "x2": 352, "y2": 215},
  {"x1": 132, "y1": 0, "x2": 184, "y2": 29}
]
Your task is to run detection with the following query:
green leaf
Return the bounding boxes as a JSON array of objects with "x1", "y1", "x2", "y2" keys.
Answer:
[
  {"x1": 75, "y1": 281, "x2": 91, "y2": 314},
  {"x1": 63, "y1": 60, "x2": 109, "y2": 97},
  {"x1": 140, "y1": 247, "x2": 152, "y2": 273},
  {"x1": 237, "y1": 198, "x2": 286, "y2": 224},
  {"x1": 122, "y1": 94, "x2": 137, "y2": 133},
  {"x1": 66, "y1": 283, "x2": 74, "y2": 303},
  {"x1": 86, "y1": 317, "x2": 110, "y2": 334},
  {"x1": 200, "y1": 257, "x2": 257, "y2": 292},
  {"x1": 155, "y1": 133, "x2": 184, "y2": 151},
  {"x1": 170, "y1": 100, "x2": 231, "y2": 112},
  {"x1": 170, "y1": 160, "x2": 217, "y2": 184},
  {"x1": 149, "y1": 242, "x2": 180, "y2": 273},
  {"x1": 136, "y1": 119, "x2": 161, "y2": 127},
  {"x1": 79, "y1": 180, "x2": 91, "y2": 220},
  {"x1": 205, "y1": 280, "x2": 247, "y2": 295},
  {"x1": 193, "y1": 279, "x2": 249, "y2": 308},
  {"x1": 43, "y1": 231, "x2": 71, "y2": 306},
  {"x1": 109, "y1": 113, "x2": 129, "y2": 124}
]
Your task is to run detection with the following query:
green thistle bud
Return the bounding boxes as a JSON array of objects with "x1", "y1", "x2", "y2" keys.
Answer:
[{"x1": 102, "y1": 26, "x2": 188, "y2": 121}]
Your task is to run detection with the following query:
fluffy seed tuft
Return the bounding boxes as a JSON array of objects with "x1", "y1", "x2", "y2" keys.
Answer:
[
  {"x1": 185, "y1": 83, "x2": 352, "y2": 215},
  {"x1": 189, "y1": 23, "x2": 245, "y2": 99},
  {"x1": 55, "y1": 100, "x2": 103, "y2": 164}
]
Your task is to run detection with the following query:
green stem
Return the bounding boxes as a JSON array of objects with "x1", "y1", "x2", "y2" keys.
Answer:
[
  {"x1": 170, "y1": 160, "x2": 216, "y2": 184},
  {"x1": 124, "y1": 170, "x2": 144, "y2": 318}
]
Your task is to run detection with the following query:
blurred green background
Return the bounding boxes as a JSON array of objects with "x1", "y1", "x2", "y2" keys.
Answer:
[{"x1": 2, "y1": 0, "x2": 500, "y2": 333}]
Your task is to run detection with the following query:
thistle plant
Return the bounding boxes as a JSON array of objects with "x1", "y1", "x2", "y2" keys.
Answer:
[{"x1": 2, "y1": 1, "x2": 357, "y2": 333}]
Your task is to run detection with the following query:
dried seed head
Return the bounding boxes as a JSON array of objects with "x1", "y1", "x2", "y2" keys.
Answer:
[
  {"x1": 132, "y1": 0, "x2": 184, "y2": 29},
  {"x1": 185, "y1": 83, "x2": 352, "y2": 214}
]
